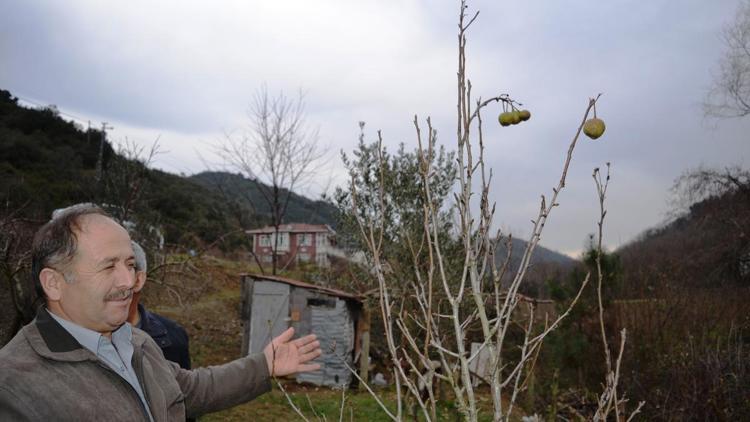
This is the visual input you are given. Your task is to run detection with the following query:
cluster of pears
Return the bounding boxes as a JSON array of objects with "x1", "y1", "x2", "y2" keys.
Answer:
[{"x1": 498, "y1": 107, "x2": 530, "y2": 127}]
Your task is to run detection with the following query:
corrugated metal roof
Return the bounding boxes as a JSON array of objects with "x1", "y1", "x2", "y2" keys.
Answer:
[{"x1": 242, "y1": 273, "x2": 363, "y2": 302}]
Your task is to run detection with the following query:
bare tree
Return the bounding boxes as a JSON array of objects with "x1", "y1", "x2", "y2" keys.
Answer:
[
  {"x1": 704, "y1": 0, "x2": 750, "y2": 118},
  {"x1": 671, "y1": 165, "x2": 750, "y2": 208},
  {"x1": 99, "y1": 137, "x2": 161, "y2": 224},
  {"x1": 215, "y1": 86, "x2": 327, "y2": 274},
  {"x1": 338, "y1": 2, "x2": 642, "y2": 421}
]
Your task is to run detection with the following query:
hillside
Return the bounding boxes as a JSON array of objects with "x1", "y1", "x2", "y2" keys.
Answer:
[
  {"x1": 189, "y1": 171, "x2": 339, "y2": 229},
  {"x1": 0, "y1": 90, "x2": 228, "y2": 243},
  {"x1": 0, "y1": 89, "x2": 338, "y2": 247},
  {"x1": 617, "y1": 176, "x2": 750, "y2": 293},
  {"x1": 609, "y1": 174, "x2": 749, "y2": 418},
  {"x1": 493, "y1": 236, "x2": 578, "y2": 297},
  {"x1": 496, "y1": 236, "x2": 578, "y2": 267}
]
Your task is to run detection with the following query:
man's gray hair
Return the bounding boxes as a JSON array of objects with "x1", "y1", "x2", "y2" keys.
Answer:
[
  {"x1": 32, "y1": 203, "x2": 110, "y2": 299},
  {"x1": 131, "y1": 241, "x2": 147, "y2": 273},
  {"x1": 51, "y1": 202, "x2": 99, "y2": 220}
]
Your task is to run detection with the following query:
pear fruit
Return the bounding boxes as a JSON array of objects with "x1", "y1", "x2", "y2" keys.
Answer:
[
  {"x1": 498, "y1": 112, "x2": 514, "y2": 126},
  {"x1": 583, "y1": 118, "x2": 606, "y2": 139},
  {"x1": 510, "y1": 110, "x2": 521, "y2": 125},
  {"x1": 519, "y1": 109, "x2": 531, "y2": 121}
]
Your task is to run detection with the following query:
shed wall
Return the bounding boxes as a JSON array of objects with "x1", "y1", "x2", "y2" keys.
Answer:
[
  {"x1": 296, "y1": 297, "x2": 354, "y2": 387},
  {"x1": 241, "y1": 276, "x2": 361, "y2": 388}
]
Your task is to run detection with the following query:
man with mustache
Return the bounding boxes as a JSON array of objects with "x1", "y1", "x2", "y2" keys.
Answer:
[{"x1": 0, "y1": 204, "x2": 321, "y2": 421}]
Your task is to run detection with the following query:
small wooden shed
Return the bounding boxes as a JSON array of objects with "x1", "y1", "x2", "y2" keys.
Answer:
[{"x1": 240, "y1": 273, "x2": 365, "y2": 387}]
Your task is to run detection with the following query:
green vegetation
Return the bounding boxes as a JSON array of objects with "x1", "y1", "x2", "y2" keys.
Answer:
[{"x1": 201, "y1": 387, "x2": 505, "y2": 422}]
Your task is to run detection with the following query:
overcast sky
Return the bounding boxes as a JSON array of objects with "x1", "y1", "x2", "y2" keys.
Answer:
[{"x1": 2, "y1": 0, "x2": 748, "y2": 257}]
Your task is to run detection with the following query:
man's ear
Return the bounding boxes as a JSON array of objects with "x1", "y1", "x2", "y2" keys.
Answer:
[
  {"x1": 39, "y1": 268, "x2": 64, "y2": 301},
  {"x1": 134, "y1": 271, "x2": 146, "y2": 293}
]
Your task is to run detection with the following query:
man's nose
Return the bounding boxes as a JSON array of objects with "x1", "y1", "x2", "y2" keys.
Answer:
[{"x1": 114, "y1": 263, "x2": 136, "y2": 289}]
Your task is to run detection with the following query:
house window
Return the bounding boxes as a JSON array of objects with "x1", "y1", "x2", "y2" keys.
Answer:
[
  {"x1": 258, "y1": 232, "x2": 290, "y2": 250},
  {"x1": 299, "y1": 253, "x2": 311, "y2": 262},
  {"x1": 277, "y1": 232, "x2": 289, "y2": 248},
  {"x1": 298, "y1": 233, "x2": 312, "y2": 246},
  {"x1": 316, "y1": 234, "x2": 328, "y2": 247}
]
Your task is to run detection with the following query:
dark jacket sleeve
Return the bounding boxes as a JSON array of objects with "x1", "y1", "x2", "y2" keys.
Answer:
[
  {"x1": 156, "y1": 314, "x2": 191, "y2": 370},
  {"x1": 172, "y1": 323, "x2": 191, "y2": 370},
  {"x1": 172, "y1": 352, "x2": 272, "y2": 417},
  {"x1": 140, "y1": 306, "x2": 192, "y2": 370}
]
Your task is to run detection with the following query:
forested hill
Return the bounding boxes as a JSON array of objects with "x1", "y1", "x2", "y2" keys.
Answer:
[
  {"x1": 0, "y1": 89, "x2": 338, "y2": 247},
  {"x1": 617, "y1": 173, "x2": 750, "y2": 292},
  {"x1": 189, "y1": 171, "x2": 338, "y2": 229},
  {"x1": 497, "y1": 236, "x2": 578, "y2": 267}
]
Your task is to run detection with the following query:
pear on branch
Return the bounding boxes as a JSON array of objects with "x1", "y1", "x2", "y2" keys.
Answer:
[
  {"x1": 510, "y1": 110, "x2": 521, "y2": 125},
  {"x1": 583, "y1": 117, "x2": 606, "y2": 139}
]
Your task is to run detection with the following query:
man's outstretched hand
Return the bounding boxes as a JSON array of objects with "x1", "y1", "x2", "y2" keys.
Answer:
[{"x1": 263, "y1": 327, "x2": 322, "y2": 377}]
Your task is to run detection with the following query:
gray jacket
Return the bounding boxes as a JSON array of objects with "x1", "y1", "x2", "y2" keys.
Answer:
[{"x1": 0, "y1": 308, "x2": 271, "y2": 421}]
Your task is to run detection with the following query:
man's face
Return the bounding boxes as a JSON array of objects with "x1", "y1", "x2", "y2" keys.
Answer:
[{"x1": 55, "y1": 214, "x2": 137, "y2": 334}]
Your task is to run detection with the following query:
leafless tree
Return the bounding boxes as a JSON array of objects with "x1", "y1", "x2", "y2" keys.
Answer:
[
  {"x1": 704, "y1": 0, "x2": 750, "y2": 118},
  {"x1": 338, "y1": 2, "x2": 643, "y2": 420},
  {"x1": 97, "y1": 137, "x2": 161, "y2": 225},
  {"x1": 215, "y1": 85, "x2": 327, "y2": 274},
  {"x1": 671, "y1": 165, "x2": 750, "y2": 207}
]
